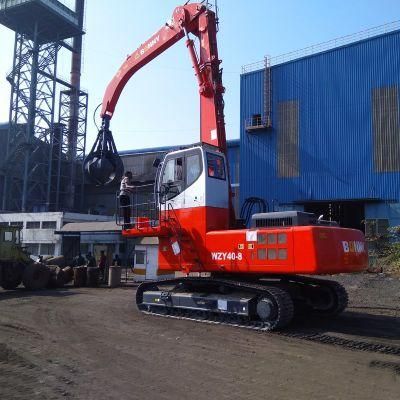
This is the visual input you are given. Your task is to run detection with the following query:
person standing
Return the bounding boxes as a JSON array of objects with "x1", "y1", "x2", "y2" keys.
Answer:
[
  {"x1": 86, "y1": 252, "x2": 96, "y2": 267},
  {"x1": 72, "y1": 253, "x2": 85, "y2": 267},
  {"x1": 98, "y1": 250, "x2": 107, "y2": 281},
  {"x1": 119, "y1": 171, "x2": 135, "y2": 228}
]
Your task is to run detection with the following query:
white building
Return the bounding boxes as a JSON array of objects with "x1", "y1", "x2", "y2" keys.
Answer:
[{"x1": 0, "y1": 212, "x2": 113, "y2": 256}]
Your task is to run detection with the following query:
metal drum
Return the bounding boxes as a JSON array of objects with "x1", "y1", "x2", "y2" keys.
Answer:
[
  {"x1": 86, "y1": 267, "x2": 100, "y2": 287},
  {"x1": 108, "y1": 266, "x2": 121, "y2": 288},
  {"x1": 73, "y1": 266, "x2": 87, "y2": 287}
]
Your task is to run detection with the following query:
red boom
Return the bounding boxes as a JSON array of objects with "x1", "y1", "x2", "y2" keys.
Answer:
[{"x1": 100, "y1": 3, "x2": 227, "y2": 154}]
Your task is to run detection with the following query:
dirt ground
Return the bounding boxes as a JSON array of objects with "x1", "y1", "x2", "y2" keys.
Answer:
[{"x1": 0, "y1": 273, "x2": 399, "y2": 400}]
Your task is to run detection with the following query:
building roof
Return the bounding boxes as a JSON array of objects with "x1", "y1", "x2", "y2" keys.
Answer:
[
  {"x1": 242, "y1": 21, "x2": 400, "y2": 73},
  {"x1": 119, "y1": 138, "x2": 240, "y2": 156},
  {"x1": 57, "y1": 221, "x2": 121, "y2": 234}
]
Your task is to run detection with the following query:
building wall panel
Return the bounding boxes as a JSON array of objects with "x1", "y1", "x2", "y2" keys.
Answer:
[{"x1": 240, "y1": 30, "x2": 400, "y2": 207}]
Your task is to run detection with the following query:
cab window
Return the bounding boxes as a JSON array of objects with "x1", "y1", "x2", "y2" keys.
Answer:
[
  {"x1": 186, "y1": 153, "x2": 201, "y2": 186},
  {"x1": 4, "y1": 231, "x2": 13, "y2": 242},
  {"x1": 207, "y1": 153, "x2": 226, "y2": 180},
  {"x1": 161, "y1": 157, "x2": 184, "y2": 201}
]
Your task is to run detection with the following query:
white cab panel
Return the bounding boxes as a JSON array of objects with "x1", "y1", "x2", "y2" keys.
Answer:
[{"x1": 159, "y1": 146, "x2": 229, "y2": 211}]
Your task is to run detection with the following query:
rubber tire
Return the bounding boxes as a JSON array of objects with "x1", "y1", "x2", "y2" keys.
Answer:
[
  {"x1": 44, "y1": 255, "x2": 65, "y2": 267},
  {"x1": 22, "y1": 263, "x2": 50, "y2": 290},
  {"x1": 1, "y1": 262, "x2": 24, "y2": 290},
  {"x1": 73, "y1": 266, "x2": 87, "y2": 287},
  {"x1": 62, "y1": 266, "x2": 74, "y2": 284},
  {"x1": 47, "y1": 266, "x2": 67, "y2": 288}
]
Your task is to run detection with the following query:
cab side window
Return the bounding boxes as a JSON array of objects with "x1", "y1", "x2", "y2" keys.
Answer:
[{"x1": 207, "y1": 153, "x2": 226, "y2": 180}]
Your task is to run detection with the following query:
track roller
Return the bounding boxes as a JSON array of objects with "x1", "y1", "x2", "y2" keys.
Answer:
[{"x1": 255, "y1": 286, "x2": 294, "y2": 330}]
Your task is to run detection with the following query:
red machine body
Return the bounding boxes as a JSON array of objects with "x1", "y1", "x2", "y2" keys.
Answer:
[
  {"x1": 119, "y1": 145, "x2": 367, "y2": 276},
  {"x1": 87, "y1": 2, "x2": 368, "y2": 330},
  {"x1": 99, "y1": 2, "x2": 368, "y2": 277},
  {"x1": 157, "y1": 222, "x2": 367, "y2": 275}
]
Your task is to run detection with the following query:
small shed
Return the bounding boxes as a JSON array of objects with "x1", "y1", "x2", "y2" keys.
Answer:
[
  {"x1": 57, "y1": 221, "x2": 123, "y2": 266},
  {"x1": 131, "y1": 237, "x2": 174, "y2": 282}
]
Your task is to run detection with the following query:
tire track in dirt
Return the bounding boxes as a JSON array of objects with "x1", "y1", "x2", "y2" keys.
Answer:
[
  {"x1": 369, "y1": 360, "x2": 400, "y2": 375},
  {"x1": 0, "y1": 342, "x2": 74, "y2": 399},
  {"x1": 1, "y1": 283, "x2": 400, "y2": 400},
  {"x1": 0, "y1": 307, "x2": 78, "y2": 399}
]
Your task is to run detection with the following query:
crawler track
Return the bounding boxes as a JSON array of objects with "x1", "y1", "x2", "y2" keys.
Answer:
[
  {"x1": 137, "y1": 277, "x2": 296, "y2": 330},
  {"x1": 137, "y1": 277, "x2": 400, "y2": 357}
]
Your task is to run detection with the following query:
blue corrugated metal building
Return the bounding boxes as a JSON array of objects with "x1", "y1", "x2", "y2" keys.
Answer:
[{"x1": 240, "y1": 27, "x2": 400, "y2": 232}]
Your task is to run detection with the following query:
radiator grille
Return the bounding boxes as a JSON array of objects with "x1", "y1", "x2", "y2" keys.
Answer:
[{"x1": 255, "y1": 217, "x2": 293, "y2": 228}]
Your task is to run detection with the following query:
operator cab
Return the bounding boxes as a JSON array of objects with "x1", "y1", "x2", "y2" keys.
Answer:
[
  {"x1": 116, "y1": 146, "x2": 229, "y2": 230},
  {"x1": 0, "y1": 226, "x2": 21, "y2": 245},
  {"x1": 158, "y1": 146, "x2": 229, "y2": 212}
]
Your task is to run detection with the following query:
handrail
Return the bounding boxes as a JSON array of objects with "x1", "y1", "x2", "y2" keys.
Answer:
[
  {"x1": 166, "y1": 202, "x2": 183, "y2": 268},
  {"x1": 115, "y1": 183, "x2": 159, "y2": 228},
  {"x1": 1, "y1": 0, "x2": 79, "y2": 25},
  {"x1": 167, "y1": 202, "x2": 182, "y2": 231},
  {"x1": 242, "y1": 20, "x2": 400, "y2": 73}
]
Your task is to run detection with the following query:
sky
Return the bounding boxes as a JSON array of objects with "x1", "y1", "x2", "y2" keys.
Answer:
[{"x1": 0, "y1": 0, "x2": 399, "y2": 151}]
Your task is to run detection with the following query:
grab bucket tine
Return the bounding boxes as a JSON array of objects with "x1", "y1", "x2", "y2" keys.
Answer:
[{"x1": 83, "y1": 128, "x2": 123, "y2": 186}]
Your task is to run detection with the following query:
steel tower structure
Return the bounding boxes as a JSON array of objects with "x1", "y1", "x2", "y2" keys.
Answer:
[{"x1": 0, "y1": 0, "x2": 87, "y2": 212}]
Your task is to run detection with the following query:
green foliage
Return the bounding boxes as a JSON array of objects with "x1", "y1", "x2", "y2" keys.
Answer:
[{"x1": 365, "y1": 223, "x2": 400, "y2": 271}]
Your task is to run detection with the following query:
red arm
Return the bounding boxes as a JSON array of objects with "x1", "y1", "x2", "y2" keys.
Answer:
[{"x1": 100, "y1": 3, "x2": 226, "y2": 154}]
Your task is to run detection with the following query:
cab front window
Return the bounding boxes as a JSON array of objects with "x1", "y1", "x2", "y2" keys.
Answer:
[{"x1": 161, "y1": 157, "x2": 184, "y2": 201}]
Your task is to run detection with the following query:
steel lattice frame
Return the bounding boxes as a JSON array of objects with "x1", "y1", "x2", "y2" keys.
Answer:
[
  {"x1": 2, "y1": 32, "x2": 59, "y2": 211},
  {"x1": 47, "y1": 89, "x2": 88, "y2": 211},
  {"x1": 1, "y1": 31, "x2": 88, "y2": 212}
]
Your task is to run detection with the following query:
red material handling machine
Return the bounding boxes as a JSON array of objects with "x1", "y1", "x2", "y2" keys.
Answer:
[{"x1": 84, "y1": 3, "x2": 368, "y2": 330}]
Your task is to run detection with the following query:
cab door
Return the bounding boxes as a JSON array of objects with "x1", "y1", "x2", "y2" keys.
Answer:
[
  {"x1": 205, "y1": 150, "x2": 229, "y2": 209},
  {"x1": 182, "y1": 148, "x2": 204, "y2": 209},
  {"x1": 159, "y1": 154, "x2": 185, "y2": 210}
]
